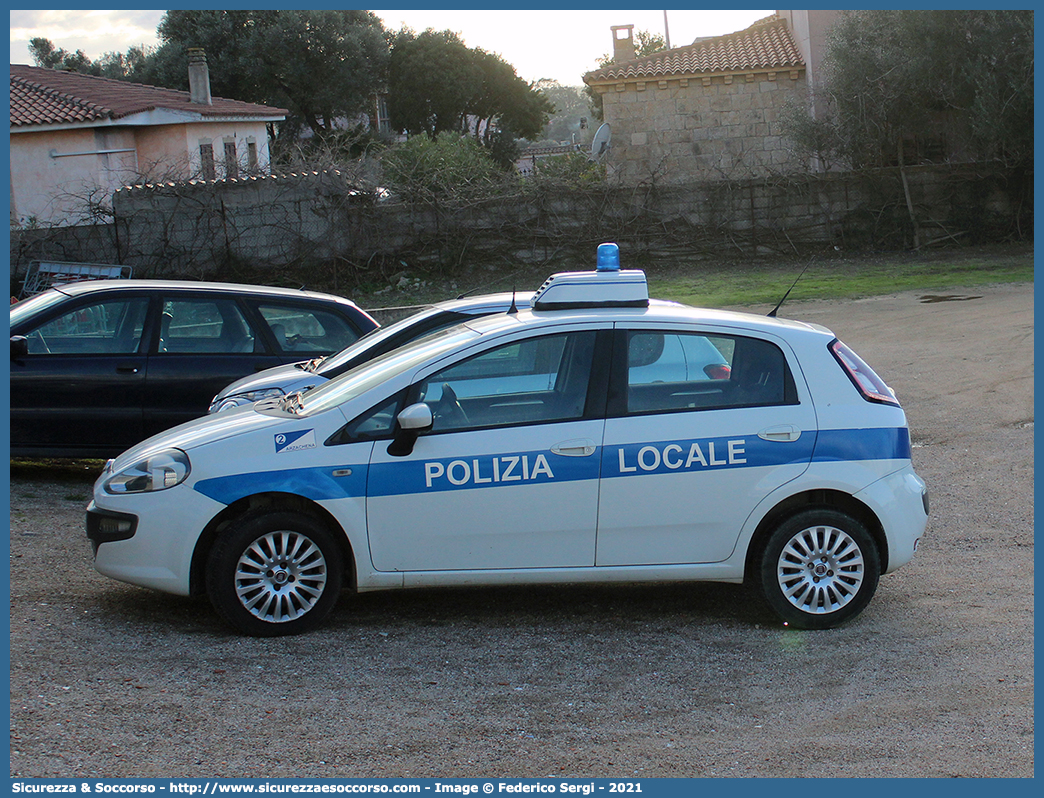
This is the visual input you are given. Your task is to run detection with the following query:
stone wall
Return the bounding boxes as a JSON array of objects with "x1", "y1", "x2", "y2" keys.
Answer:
[
  {"x1": 9, "y1": 163, "x2": 1029, "y2": 292},
  {"x1": 598, "y1": 71, "x2": 808, "y2": 184}
]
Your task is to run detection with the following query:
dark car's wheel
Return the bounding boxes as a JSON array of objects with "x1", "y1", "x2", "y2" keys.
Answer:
[
  {"x1": 206, "y1": 508, "x2": 343, "y2": 636},
  {"x1": 758, "y1": 509, "x2": 880, "y2": 629}
]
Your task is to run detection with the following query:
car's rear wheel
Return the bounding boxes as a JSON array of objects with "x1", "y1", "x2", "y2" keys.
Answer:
[
  {"x1": 206, "y1": 509, "x2": 343, "y2": 636},
  {"x1": 758, "y1": 509, "x2": 880, "y2": 629}
]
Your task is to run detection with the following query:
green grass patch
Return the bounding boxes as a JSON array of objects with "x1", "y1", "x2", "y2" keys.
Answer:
[
  {"x1": 10, "y1": 458, "x2": 106, "y2": 483},
  {"x1": 349, "y1": 243, "x2": 1032, "y2": 314},
  {"x1": 646, "y1": 246, "x2": 1033, "y2": 308}
]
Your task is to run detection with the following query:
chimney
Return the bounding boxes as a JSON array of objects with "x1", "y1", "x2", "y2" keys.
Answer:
[
  {"x1": 187, "y1": 48, "x2": 212, "y2": 105},
  {"x1": 611, "y1": 25, "x2": 636, "y2": 63}
]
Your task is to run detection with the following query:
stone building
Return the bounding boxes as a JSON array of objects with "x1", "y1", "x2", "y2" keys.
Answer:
[{"x1": 583, "y1": 11, "x2": 839, "y2": 184}]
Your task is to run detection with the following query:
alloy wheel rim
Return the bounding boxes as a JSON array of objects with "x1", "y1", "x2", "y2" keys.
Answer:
[
  {"x1": 776, "y1": 524, "x2": 864, "y2": 615},
  {"x1": 234, "y1": 530, "x2": 328, "y2": 622}
]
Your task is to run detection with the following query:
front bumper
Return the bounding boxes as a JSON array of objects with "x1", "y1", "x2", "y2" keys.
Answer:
[{"x1": 85, "y1": 488, "x2": 221, "y2": 596}]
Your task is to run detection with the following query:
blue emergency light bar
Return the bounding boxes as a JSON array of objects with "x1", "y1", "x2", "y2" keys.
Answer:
[{"x1": 532, "y1": 243, "x2": 648, "y2": 310}]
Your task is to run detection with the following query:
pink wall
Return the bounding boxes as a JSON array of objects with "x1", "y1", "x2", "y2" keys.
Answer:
[{"x1": 10, "y1": 119, "x2": 274, "y2": 226}]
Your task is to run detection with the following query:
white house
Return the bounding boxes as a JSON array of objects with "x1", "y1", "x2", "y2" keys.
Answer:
[{"x1": 10, "y1": 50, "x2": 287, "y2": 226}]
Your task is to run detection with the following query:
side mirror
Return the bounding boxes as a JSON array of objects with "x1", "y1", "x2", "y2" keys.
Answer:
[
  {"x1": 398, "y1": 403, "x2": 433, "y2": 431},
  {"x1": 387, "y1": 403, "x2": 433, "y2": 457},
  {"x1": 11, "y1": 335, "x2": 29, "y2": 359}
]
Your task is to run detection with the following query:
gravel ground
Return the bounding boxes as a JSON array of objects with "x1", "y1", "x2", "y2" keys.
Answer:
[{"x1": 8, "y1": 282, "x2": 1033, "y2": 779}]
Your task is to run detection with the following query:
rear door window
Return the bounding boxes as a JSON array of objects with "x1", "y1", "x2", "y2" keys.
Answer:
[
  {"x1": 622, "y1": 331, "x2": 795, "y2": 415},
  {"x1": 158, "y1": 298, "x2": 256, "y2": 354}
]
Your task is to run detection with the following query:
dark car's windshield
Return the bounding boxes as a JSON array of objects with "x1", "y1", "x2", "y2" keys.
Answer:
[{"x1": 9, "y1": 289, "x2": 73, "y2": 326}]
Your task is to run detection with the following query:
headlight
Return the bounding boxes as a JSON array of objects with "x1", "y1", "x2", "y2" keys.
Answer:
[
  {"x1": 103, "y1": 449, "x2": 191, "y2": 494},
  {"x1": 209, "y1": 387, "x2": 285, "y2": 414}
]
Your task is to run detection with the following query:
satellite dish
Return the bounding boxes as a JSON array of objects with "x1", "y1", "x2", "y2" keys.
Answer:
[{"x1": 590, "y1": 123, "x2": 612, "y2": 161}]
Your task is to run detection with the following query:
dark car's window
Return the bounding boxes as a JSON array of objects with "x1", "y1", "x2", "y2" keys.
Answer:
[
  {"x1": 23, "y1": 298, "x2": 149, "y2": 355},
  {"x1": 418, "y1": 331, "x2": 597, "y2": 433},
  {"x1": 624, "y1": 331, "x2": 795, "y2": 414},
  {"x1": 316, "y1": 308, "x2": 470, "y2": 377},
  {"x1": 256, "y1": 303, "x2": 362, "y2": 354},
  {"x1": 158, "y1": 298, "x2": 256, "y2": 354}
]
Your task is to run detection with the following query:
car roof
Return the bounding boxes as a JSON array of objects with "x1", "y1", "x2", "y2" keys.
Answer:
[
  {"x1": 427, "y1": 291, "x2": 535, "y2": 313},
  {"x1": 27, "y1": 279, "x2": 363, "y2": 306},
  {"x1": 423, "y1": 291, "x2": 679, "y2": 315},
  {"x1": 460, "y1": 301, "x2": 834, "y2": 340}
]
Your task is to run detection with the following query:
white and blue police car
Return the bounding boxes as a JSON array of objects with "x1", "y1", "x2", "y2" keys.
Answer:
[{"x1": 86, "y1": 243, "x2": 929, "y2": 636}]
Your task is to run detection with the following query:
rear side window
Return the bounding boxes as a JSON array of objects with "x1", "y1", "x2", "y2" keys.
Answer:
[
  {"x1": 830, "y1": 340, "x2": 899, "y2": 406},
  {"x1": 257, "y1": 304, "x2": 362, "y2": 354},
  {"x1": 622, "y1": 331, "x2": 796, "y2": 415}
]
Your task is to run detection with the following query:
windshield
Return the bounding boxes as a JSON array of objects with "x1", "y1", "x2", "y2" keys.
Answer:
[
  {"x1": 9, "y1": 289, "x2": 72, "y2": 325},
  {"x1": 296, "y1": 325, "x2": 479, "y2": 416},
  {"x1": 313, "y1": 305, "x2": 445, "y2": 374}
]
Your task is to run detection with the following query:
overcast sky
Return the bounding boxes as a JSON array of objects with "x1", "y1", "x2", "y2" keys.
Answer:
[{"x1": 9, "y1": 8, "x2": 773, "y2": 86}]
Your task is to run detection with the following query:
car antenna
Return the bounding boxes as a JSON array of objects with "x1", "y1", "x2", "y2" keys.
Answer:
[
  {"x1": 507, "y1": 287, "x2": 518, "y2": 314},
  {"x1": 768, "y1": 257, "x2": 814, "y2": 318}
]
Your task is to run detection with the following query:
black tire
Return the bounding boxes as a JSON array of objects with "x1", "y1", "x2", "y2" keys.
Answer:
[
  {"x1": 758, "y1": 508, "x2": 880, "y2": 630},
  {"x1": 206, "y1": 508, "x2": 343, "y2": 637}
]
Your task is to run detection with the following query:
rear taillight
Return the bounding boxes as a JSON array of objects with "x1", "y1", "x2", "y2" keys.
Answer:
[
  {"x1": 829, "y1": 340, "x2": 899, "y2": 406},
  {"x1": 704, "y1": 363, "x2": 731, "y2": 380}
]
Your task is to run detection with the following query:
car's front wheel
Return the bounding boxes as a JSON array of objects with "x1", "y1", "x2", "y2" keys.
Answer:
[
  {"x1": 758, "y1": 509, "x2": 880, "y2": 629},
  {"x1": 206, "y1": 508, "x2": 343, "y2": 636}
]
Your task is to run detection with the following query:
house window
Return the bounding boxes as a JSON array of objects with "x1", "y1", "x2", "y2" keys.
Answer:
[
  {"x1": 199, "y1": 142, "x2": 216, "y2": 180},
  {"x1": 246, "y1": 140, "x2": 259, "y2": 173},
  {"x1": 223, "y1": 140, "x2": 239, "y2": 179}
]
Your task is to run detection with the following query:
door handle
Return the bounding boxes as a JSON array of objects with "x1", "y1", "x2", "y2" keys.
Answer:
[
  {"x1": 551, "y1": 438, "x2": 597, "y2": 457},
  {"x1": 758, "y1": 425, "x2": 802, "y2": 442},
  {"x1": 115, "y1": 363, "x2": 140, "y2": 374}
]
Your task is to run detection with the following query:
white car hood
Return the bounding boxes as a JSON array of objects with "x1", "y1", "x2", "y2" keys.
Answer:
[
  {"x1": 213, "y1": 362, "x2": 323, "y2": 403},
  {"x1": 109, "y1": 405, "x2": 287, "y2": 470}
]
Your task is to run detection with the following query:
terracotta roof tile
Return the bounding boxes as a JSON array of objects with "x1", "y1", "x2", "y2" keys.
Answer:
[
  {"x1": 585, "y1": 14, "x2": 803, "y2": 83},
  {"x1": 10, "y1": 64, "x2": 287, "y2": 127}
]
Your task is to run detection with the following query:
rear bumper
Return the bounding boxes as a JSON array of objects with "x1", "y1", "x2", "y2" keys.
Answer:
[{"x1": 854, "y1": 465, "x2": 928, "y2": 573}]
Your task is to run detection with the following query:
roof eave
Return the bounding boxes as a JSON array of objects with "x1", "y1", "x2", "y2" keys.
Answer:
[
  {"x1": 12, "y1": 107, "x2": 286, "y2": 133},
  {"x1": 584, "y1": 64, "x2": 804, "y2": 87}
]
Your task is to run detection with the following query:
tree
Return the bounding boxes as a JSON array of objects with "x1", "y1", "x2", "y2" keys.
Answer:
[
  {"x1": 786, "y1": 10, "x2": 1034, "y2": 170},
  {"x1": 380, "y1": 133, "x2": 509, "y2": 203},
  {"x1": 29, "y1": 37, "x2": 99, "y2": 74},
  {"x1": 388, "y1": 27, "x2": 553, "y2": 158},
  {"x1": 534, "y1": 81, "x2": 592, "y2": 145},
  {"x1": 94, "y1": 46, "x2": 156, "y2": 82},
  {"x1": 31, "y1": 12, "x2": 391, "y2": 142},
  {"x1": 154, "y1": 10, "x2": 391, "y2": 139},
  {"x1": 470, "y1": 49, "x2": 554, "y2": 144},
  {"x1": 388, "y1": 29, "x2": 481, "y2": 139}
]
